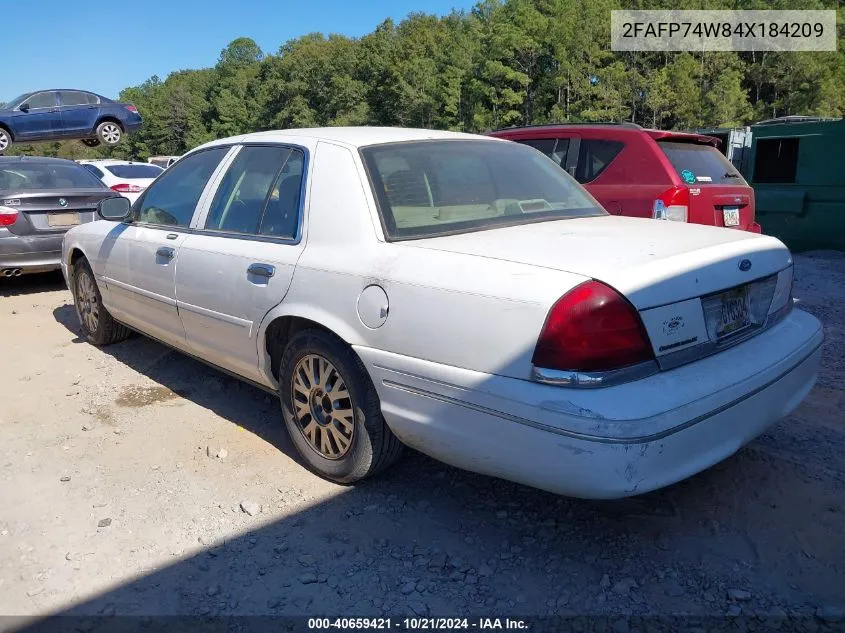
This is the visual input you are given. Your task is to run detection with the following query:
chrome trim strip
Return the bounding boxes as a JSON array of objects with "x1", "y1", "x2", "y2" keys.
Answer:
[
  {"x1": 530, "y1": 360, "x2": 659, "y2": 388},
  {"x1": 382, "y1": 340, "x2": 821, "y2": 445},
  {"x1": 177, "y1": 301, "x2": 252, "y2": 330}
]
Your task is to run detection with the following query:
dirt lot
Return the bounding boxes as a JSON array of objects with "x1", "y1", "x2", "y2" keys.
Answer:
[{"x1": 1, "y1": 253, "x2": 844, "y2": 627}]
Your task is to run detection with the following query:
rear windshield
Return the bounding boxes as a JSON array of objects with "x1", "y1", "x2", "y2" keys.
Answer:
[
  {"x1": 105, "y1": 164, "x2": 163, "y2": 179},
  {"x1": 0, "y1": 163, "x2": 105, "y2": 191},
  {"x1": 361, "y1": 140, "x2": 605, "y2": 240},
  {"x1": 658, "y1": 141, "x2": 747, "y2": 185}
]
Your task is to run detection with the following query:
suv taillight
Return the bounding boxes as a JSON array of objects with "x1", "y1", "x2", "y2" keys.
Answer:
[
  {"x1": 532, "y1": 281, "x2": 654, "y2": 372},
  {"x1": 653, "y1": 186, "x2": 689, "y2": 222},
  {"x1": 0, "y1": 206, "x2": 19, "y2": 227}
]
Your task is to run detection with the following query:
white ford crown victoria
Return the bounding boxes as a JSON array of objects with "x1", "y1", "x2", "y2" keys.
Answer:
[{"x1": 62, "y1": 127, "x2": 823, "y2": 499}]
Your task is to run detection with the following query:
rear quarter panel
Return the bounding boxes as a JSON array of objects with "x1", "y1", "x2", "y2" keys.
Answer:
[{"x1": 256, "y1": 140, "x2": 586, "y2": 385}]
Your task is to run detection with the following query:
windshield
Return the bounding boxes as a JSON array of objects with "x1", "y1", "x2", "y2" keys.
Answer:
[
  {"x1": 105, "y1": 164, "x2": 163, "y2": 179},
  {"x1": 658, "y1": 141, "x2": 748, "y2": 186},
  {"x1": 2, "y1": 93, "x2": 31, "y2": 110},
  {"x1": 361, "y1": 140, "x2": 605, "y2": 240},
  {"x1": 0, "y1": 163, "x2": 106, "y2": 191}
]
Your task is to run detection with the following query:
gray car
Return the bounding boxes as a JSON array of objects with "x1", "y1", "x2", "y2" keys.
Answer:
[{"x1": 0, "y1": 156, "x2": 117, "y2": 276}]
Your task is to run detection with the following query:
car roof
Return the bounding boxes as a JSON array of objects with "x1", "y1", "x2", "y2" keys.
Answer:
[
  {"x1": 199, "y1": 127, "x2": 502, "y2": 151},
  {"x1": 77, "y1": 159, "x2": 152, "y2": 166},
  {"x1": 491, "y1": 123, "x2": 718, "y2": 146}
]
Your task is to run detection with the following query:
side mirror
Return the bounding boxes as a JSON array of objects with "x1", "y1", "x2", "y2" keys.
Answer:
[
  {"x1": 97, "y1": 196, "x2": 131, "y2": 221},
  {"x1": 18, "y1": 102, "x2": 29, "y2": 113}
]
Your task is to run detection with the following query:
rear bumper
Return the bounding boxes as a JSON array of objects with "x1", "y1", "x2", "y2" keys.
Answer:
[
  {"x1": 0, "y1": 230, "x2": 63, "y2": 273},
  {"x1": 356, "y1": 308, "x2": 823, "y2": 499}
]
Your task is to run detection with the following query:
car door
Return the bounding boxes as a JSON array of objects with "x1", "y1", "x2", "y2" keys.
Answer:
[
  {"x1": 99, "y1": 146, "x2": 232, "y2": 349},
  {"x1": 574, "y1": 138, "x2": 628, "y2": 216},
  {"x1": 175, "y1": 144, "x2": 308, "y2": 382},
  {"x1": 13, "y1": 91, "x2": 61, "y2": 140},
  {"x1": 57, "y1": 90, "x2": 99, "y2": 137}
]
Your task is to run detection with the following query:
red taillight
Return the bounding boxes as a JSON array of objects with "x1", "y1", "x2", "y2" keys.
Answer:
[
  {"x1": 125, "y1": 105, "x2": 138, "y2": 113},
  {"x1": 532, "y1": 281, "x2": 654, "y2": 372},
  {"x1": 110, "y1": 183, "x2": 143, "y2": 193},
  {"x1": 652, "y1": 186, "x2": 689, "y2": 222},
  {"x1": 0, "y1": 206, "x2": 19, "y2": 227}
]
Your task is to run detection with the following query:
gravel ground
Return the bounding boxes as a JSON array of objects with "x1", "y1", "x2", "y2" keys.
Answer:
[{"x1": 0, "y1": 252, "x2": 843, "y2": 629}]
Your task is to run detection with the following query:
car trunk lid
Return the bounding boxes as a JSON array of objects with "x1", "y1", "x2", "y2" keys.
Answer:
[
  {"x1": 408, "y1": 215, "x2": 791, "y2": 310},
  {"x1": 1, "y1": 189, "x2": 113, "y2": 236}
]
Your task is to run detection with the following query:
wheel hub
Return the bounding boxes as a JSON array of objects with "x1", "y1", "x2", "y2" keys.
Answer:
[{"x1": 291, "y1": 354, "x2": 355, "y2": 460}]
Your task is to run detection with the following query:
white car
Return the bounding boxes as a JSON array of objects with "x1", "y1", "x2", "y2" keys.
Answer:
[
  {"x1": 61, "y1": 128, "x2": 823, "y2": 499},
  {"x1": 78, "y1": 159, "x2": 163, "y2": 204}
]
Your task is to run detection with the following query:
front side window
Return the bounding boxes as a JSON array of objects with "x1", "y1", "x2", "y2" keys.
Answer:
[
  {"x1": 361, "y1": 140, "x2": 604, "y2": 240},
  {"x1": 135, "y1": 147, "x2": 228, "y2": 227},
  {"x1": 205, "y1": 145, "x2": 304, "y2": 238},
  {"x1": 24, "y1": 92, "x2": 56, "y2": 110},
  {"x1": 59, "y1": 91, "x2": 91, "y2": 107}
]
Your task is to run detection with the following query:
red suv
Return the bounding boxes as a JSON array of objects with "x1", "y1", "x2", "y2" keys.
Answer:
[{"x1": 490, "y1": 123, "x2": 760, "y2": 233}]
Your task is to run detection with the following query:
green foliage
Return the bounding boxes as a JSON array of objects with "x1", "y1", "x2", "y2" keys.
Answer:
[{"x1": 10, "y1": 2, "x2": 844, "y2": 159}]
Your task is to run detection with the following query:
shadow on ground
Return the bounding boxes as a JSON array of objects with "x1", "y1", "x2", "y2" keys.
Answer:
[
  {"x1": 1, "y1": 270, "x2": 66, "y2": 297},
  {"x1": 30, "y1": 307, "x2": 845, "y2": 624}
]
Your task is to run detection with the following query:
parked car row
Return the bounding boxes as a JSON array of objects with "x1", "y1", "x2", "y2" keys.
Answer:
[
  {"x1": 0, "y1": 89, "x2": 142, "y2": 154},
  {"x1": 57, "y1": 127, "x2": 821, "y2": 499}
]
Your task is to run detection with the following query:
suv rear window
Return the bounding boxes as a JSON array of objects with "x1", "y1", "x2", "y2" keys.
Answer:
[
  {"x1": 105, "y1": 164, "x2": 164, "y2": 179},
  {"x1": 658, "y1": 141, "x2": 747, "y2": 185}
]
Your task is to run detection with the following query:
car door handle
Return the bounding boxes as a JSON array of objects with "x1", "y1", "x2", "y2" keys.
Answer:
[
  {"x1": 247, "y1": 264, "x2": 275, "y2": 278},
  {"x1": 166, "y1": 233, "x2": 178, "y2": 240},
  {"x1": 156, "y1": 247, "x2": 175, "y2": 260}
]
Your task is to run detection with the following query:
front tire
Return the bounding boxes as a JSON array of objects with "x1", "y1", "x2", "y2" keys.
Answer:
[
  {"x1": 279, "y1": 329, "x2": 403, "y2": 484},
  {"x1": 72, "y1": 258, "x2": 130, "y2": 345},
  {"x1": 96, "y1": 121, "x2": 122, "y2": 146},
  {"x1": 0, "y1": 128, "x2": 11, "y2": 155}
]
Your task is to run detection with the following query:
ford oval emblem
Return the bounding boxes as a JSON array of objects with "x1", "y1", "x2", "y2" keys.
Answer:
[{"x1": 739, "y1": 259, "x2": 752, "y2": 272}]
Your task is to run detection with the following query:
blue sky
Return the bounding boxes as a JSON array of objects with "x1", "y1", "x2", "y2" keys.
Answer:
[{"x1": 2, "y1": 0, "x2": 469, "y2": 104}]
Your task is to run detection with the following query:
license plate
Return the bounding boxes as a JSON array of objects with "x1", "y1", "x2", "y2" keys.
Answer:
[
  {"x1": 723, "y1": 206, "x2": 740, "y2": 227},
  {"x1": 47, "y1": 212, "x2": 80, "y2": 227},
  {"x1": 716, "y1": 287, "x2": 750, "y2": 337}
]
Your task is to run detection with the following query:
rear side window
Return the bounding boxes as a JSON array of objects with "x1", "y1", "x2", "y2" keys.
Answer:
[
  {"x1": 518, "y1": 138, "x2": 570, "y2": 168},
  {"x1": 135, "y1": 147, "x2": 228, "y2": 227},
  {"x1": 81, "y1": 164, "x2": 105, "y2": 179},
  {"x1": 0, "y1": 164, "x2": 104, "y2": 190},
  {"x1": 105, "y1": 164, "x2": 163, "y2": 179},
  {"x1": 59, "y1": 91, "x2": 91, "y2": 106},
  {"x1": 658, "y1": 141, "x2": 747, "y2": 185},
  {"x1": 205, "y1": 145, "x2": 303, "y2": 238},
  {"x1": 752, "y1": 138, "x2": 799, "y2": 184},
  {"x1": 575, "y1": 139, "x2": 624, "y2": 183}
]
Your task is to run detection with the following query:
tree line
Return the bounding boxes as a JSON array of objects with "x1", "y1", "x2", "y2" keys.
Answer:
[{"x1": 7, "y1": 0, "x2": 844, "y2": 160}]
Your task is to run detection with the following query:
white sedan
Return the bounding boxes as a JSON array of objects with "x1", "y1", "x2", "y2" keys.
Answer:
[
  {"x1": 77, "y1": 159, "x2": 164, "y2": 204},
  {"x1": 61, "y1": 127, "x2": 823, "y2": 499}
]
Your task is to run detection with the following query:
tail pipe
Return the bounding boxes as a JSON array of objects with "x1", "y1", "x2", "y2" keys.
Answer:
[{"x1": 1, "y1": 268, "x2": 22, "y2": 277}]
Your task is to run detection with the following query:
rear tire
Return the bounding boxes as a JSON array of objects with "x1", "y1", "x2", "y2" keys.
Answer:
[
  {"x1": 278, "y1": 329, "x2": 403, "y2": 484},
  {"x1": 81, "y1": 138, "x2": 101, "y2": 148},
  {"x1": 0, "y1": 128, "x2": 11, "y2": 155},
  {"x1": 72, "y1": 258, "x2": 130, "y2": 345},
  {"x1": 96, "y1": 121, "x2": 122, "y2": 146}
]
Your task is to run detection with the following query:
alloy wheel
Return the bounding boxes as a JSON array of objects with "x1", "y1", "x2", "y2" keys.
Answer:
[
  {"x1": 76, "y1": 270, "x2": 100, "y2": 334},
  {"x1": 291, "y1": 354, "x2": 355, "y2": 459},
  {"x1": 101, "y1": 124, "x2": 121, "y2": 144},
  {"x1": 0, "y1": 130, "x2": 9, "y2": 152}
]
